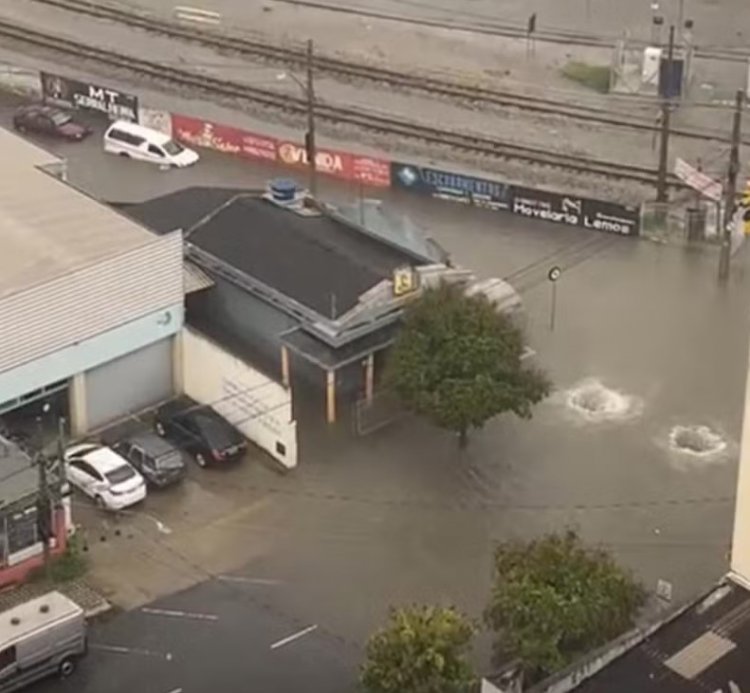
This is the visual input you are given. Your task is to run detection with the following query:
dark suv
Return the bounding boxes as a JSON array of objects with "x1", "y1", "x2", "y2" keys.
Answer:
[
  {"x1": 154, "y1": 400, "x2": 246, "y2": 467},
  {"x1": 113, "y1": 432, "x2": 187, "y2": 488}
]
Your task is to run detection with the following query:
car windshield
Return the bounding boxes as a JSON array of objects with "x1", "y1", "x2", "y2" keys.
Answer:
[
  {"x1": 162, "y1": 139, "x2": 184, "y2": 155},
  {"x1": 50, "y1": 112, "x2": 71, "y2": 126},
  {"x1": 156, "y1": 451, "x2": 183, "y2": 470},
  {"x1": 105, "y1": 464, "x2": 136, "y2": 485}
]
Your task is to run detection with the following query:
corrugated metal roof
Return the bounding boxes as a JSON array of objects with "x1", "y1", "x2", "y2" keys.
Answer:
[
  {"x1": 184, "y1": 261, "x2": 215, "y2": 294},
  {"x1": 0, "y1": 127, "x2": 157, "y2": 301}
]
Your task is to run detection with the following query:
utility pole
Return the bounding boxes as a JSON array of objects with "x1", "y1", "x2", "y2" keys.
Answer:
[
  {"x1": 37, "y1": 455, "x2": 51, "y2": 580},
  {"x1": 305, "y1": 39, "x2": 317, "y2": 198},
  {"x1": 656, "y1": 25, "x2": 676, "y2": 205},
  {"x1": 719, "y1": 89, "x2": 745, "y2": 283}
]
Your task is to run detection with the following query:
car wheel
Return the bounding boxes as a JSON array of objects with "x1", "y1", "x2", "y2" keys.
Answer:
[
  {"x1": 118, "y1": 152, "x2": 130, "y2": 158},
  {"x1": 94, "y1": 495, "x2": 105, "y2": 509},
  {"x1": 59, "y1": 657, "x2": 76, "y2": 678},
  {"x1": 195, "y1": 453, "x2": 207, "y2": 468},
  {"x1": 155, "y1": 421, "x2": 166, "y2": 436}
]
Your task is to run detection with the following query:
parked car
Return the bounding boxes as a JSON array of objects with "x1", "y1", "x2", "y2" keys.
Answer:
[
  {"x1": 12, "y1": 105, "x2": 91, "y2": 141},
  {"x1": 103, "y1": 120, "x2": 199, "y2": 168},
  {"x1": 154, "y1": 401, "x2": 246, "y2": 467},
  {"x1": 63, "y1": 443, "x2": 146, "y2": 510},
  {"x1": 0, "y1": 591, "x2": 87, "y2": 692},
  {"x1": 112, "y1": 432, "x2": 187, "y2": 488}
]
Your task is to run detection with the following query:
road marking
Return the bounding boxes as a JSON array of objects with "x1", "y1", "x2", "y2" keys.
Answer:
[
  {"x1": 167, "y1": 689, "x2": 183, "y2": 693},
  {"x1": 270, "y1": 624, "x2": 318, "y2": 650},
  {"x1": 217, "y1": 575, "x2": 281, "y2": 586},
  {"x1": 174, "y1": 5, "x2": 221, "y2": 23},
  {"x1": 141, "y1": 607, "x2": 218, "y2": 621},
  {"x1": 91, "y1": 643, "x2": 172, "y2": 659}
]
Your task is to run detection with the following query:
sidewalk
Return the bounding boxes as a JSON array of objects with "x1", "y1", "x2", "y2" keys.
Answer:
[{"x1": 0, "y1": 578, "x2": 111, "y2": 618}]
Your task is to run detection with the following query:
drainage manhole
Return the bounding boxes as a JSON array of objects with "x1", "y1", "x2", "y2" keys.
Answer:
[
  {"x1": 566, "y1": 379, "x2": 638, "y2": 422},
  {"x1": 669, "y1": 425, "x2": 726, "y2": 456}
]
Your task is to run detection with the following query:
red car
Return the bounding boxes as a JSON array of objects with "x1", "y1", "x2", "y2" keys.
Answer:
[{"x1": 12, "y1": 104, "x2": 91, "y2": 141}]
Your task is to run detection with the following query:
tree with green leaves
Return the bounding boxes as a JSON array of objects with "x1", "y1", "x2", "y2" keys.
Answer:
[
  {"x1": 484, "y1": 531, "x2": 646, "y2": 683},
  {"x1": 361, "y1": 605, "x2": 477, "y2": 693},
  {"x1": 386, "y1": 282, "x2": 550, "y2": 446}
]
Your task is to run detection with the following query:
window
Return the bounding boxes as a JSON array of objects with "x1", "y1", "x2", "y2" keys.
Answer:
[
  {"x1": 108, "y1": 129, "x2": 143, "y2": 146},
  {"x1": 275, "y1": 441, "x2": 287, "y2": 457},
  {"x1": 105, "y1": 465, "x2": 136, "y2": 485},
  {"x1": 147, "y1": 144, "x2": 164, "y2": 157},
  {"x1": 50, "y1": 111, "x2": 71, "y2": 126},
  {"x1": 7, "y1": 507, "x2": 37, "y2": 554},
  {"x1": 0, "y1": 646, "x2": 16, "y2": 672},
  {"x1": 163, "y1": 139, "x2": 184, "y2": 156}
]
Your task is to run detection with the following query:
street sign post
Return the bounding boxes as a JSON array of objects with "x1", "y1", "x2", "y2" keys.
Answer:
[{"x1": 548, "y1": 266, "x2": 561, "y2": 331}]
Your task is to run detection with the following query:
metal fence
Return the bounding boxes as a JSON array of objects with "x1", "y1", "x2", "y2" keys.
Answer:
[{"x1": 352, "y1": 389, "x2": 408, "y2": 436}]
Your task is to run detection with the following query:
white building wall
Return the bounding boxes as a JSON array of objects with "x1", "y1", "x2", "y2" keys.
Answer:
[
  {"x1": 182, "y1": 328, "x2": 298, "y2": 468},
  {"x1": 731, "y1": 344, "x2": 750, "y2": 585}
]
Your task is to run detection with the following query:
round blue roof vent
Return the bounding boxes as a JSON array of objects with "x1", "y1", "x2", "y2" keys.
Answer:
[{"x1": 269, "y1": 178, "x2": 299, "y2": 203}]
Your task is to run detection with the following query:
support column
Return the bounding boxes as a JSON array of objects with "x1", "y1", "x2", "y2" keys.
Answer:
[
  {"x1": 68, "y1": 373, "x2": 88, "y2": 437},
  {"x1": 364, "y1": 353, "x2": 375, "y2": 404},
  {"x1": 326, "y1": 369, "x2": 336, "y2": 424},
  {"x1": 172, "y1": 332, "x2": 185, "y2": 396},
  {"x1": 281, "y1": 345, "x2": 290, "y2": 389}
]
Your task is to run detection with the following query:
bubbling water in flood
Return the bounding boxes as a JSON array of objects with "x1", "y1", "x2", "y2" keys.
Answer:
[
  {"x1": 669, "y1": 425, "x2": 727, "y2": 457},
  {"x1": 565, "y1": 379, "x2": 640, "y2": 422}
]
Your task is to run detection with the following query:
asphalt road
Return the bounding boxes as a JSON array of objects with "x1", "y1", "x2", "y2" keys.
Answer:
[
  {"x1": 5, "y1": 92, "x2": 750, "y2": 688},
  {"x1": 32, "y1": 580, "x2": 358, "y2": 693}
]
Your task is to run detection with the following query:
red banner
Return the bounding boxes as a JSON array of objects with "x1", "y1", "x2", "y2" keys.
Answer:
[
  {"x1": 171, "y1": 113, "x2": 390, "y2": 187},
  {"x1": 171, "y1": 114, "x2": 277, "y2": 162},
  {"x1": 276, "y1": 140, "x2": 390, "y2": 187}
]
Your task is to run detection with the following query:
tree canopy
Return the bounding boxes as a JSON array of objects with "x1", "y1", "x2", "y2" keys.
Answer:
[
  {"x1": 484, "y1": 531, "x2": 646, "y2": 683},
  {"x1": 386, "y1": 282, "x2": 550, "y2": 443},
  {"x1": 361, "y1": 605, "x2": 476, "y2": 693}
]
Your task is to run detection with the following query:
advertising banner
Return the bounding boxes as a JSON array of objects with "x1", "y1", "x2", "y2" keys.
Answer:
[
  {"x1": 170, "y1": 114, "x2": 390, "y2": 186},
  {"x1": 277, "y1": 140, "x2": 390, "y2": 187},
  {"x1": 391, "y1": 162, "x2": 512, "y2": 210},
  {"x1": 512, "y1": 186, "x2": 639, "y2": 236},
  {"x1": 40, "y1": 72, "x2": 138, "y2": 121},
  {"x1": 171, "y1": 114, "x2": 278, "y2": 162},
  {"x1": 392, "y1": 161, "x2": 639, "y2": 236}
]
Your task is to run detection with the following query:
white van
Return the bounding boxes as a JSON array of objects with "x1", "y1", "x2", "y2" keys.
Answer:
[
  {"x1": 103, "y1": 120, "x2": 199, "y2": 168},
  {"x1": 0, "y1": 591, "x2": 87, "y2": 692}
]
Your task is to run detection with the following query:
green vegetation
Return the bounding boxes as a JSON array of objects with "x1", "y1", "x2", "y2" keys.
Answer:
[
  {"x1": 385, "y1": 282, "x2": 551, "y2": 447},
  {"x1": 30, "y1": 534, "x2": 88, "y2": 585},
  {"x1": 361, "y1": 605, "x2": 477, "y2": 693},
  {"x1": 484, "y1": 531, "x2": 646, "y2": 683},
  {"x1": 561, "y1": 61, "x2": 611, "y2": 93}
]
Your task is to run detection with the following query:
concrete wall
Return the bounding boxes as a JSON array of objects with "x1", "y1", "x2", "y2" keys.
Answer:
[
  {"x1": 181, "y1": 328, "x2": 298, "y2": 468},
  {"x1": 731, "y1": 336, "x2": 750, "y2": 583}
]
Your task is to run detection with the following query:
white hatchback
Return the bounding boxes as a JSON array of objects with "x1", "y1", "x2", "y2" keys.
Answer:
[{"x1": 64, "y1": 443, "x2": 147, "y2": 511}]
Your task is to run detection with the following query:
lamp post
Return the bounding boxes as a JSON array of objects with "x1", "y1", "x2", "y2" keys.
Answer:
[{"x1": 278, "y1": 39, "x2": 317, "y2": 197}]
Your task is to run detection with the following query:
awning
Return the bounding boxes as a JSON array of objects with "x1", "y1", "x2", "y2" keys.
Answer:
[
  {"x1": 184, "y1": 261, "x2": 215, "y2": 294},
  {"x1": 281, "y1": 322, "x2": 400, "y2": 371}
]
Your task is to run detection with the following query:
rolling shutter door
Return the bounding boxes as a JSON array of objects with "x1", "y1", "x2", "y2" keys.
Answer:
[{"x1": 85, "y1": 339, "x2": 173, "y2": 429}]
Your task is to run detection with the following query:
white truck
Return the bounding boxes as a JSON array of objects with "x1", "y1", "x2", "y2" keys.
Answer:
[{"x1": 0, "y1": 591, "x2": 87, "y2": 692}]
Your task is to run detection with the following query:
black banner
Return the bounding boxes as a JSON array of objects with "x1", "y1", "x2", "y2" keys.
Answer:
[
  {"x1": 40, "y1": 72, "x2": 138, "y2": 122},
  {"x1": 511, "y1": 187, "x2": 639, "y2": 236},
  {"x1": 391, "y1": 161, "x2": 639, "y2": 236},
  {"x1": 391, "y1": 162, "x2": 512, "y2": 211}
]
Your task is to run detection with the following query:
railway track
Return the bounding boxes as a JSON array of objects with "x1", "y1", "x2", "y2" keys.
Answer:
[
  {"x1": 0, "y1": 17, "x2": 684, "y2": 187},
  {"x1": 272, "y1": 0, "x2": 750, "y2": 64},
  {"x1": 26, "y1": 0, "x2": 741, "y2": 145}
]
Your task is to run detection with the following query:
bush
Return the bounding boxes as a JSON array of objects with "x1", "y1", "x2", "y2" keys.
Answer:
[
  {"x1": 561, "y1": 61, "x2": 611, "y2": 93},
  {"x1": 30, "y1": 534, "x2": 88, "y2": 585}
]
